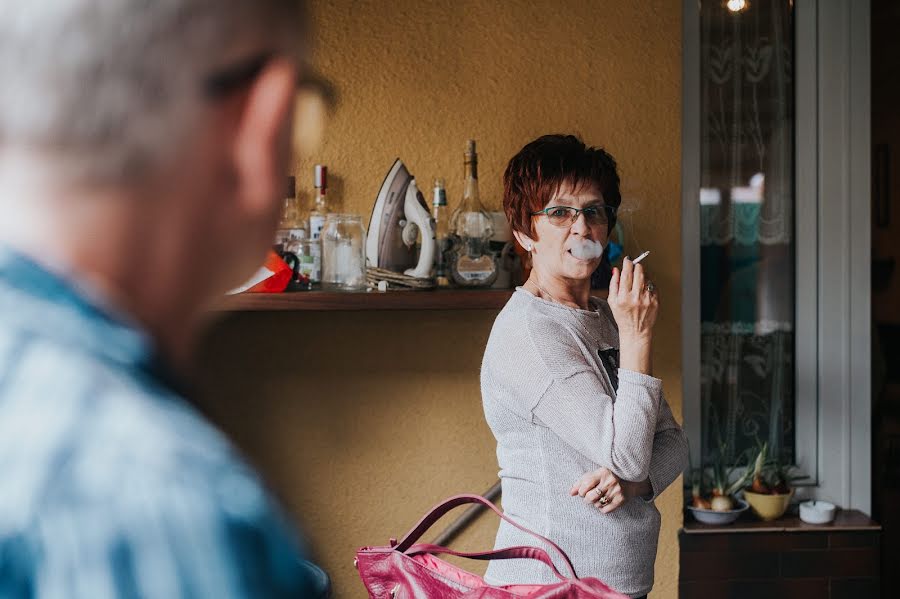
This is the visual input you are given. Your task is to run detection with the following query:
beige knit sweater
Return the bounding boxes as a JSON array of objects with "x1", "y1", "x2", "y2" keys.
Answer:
[{"x1": 480, "y1": 289, "x2": 688, "y2": 598}]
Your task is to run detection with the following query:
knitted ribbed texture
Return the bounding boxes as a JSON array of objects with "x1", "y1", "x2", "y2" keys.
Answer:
[{"x1": 480, "y1": 289, "x2": 688, "y2": 598}]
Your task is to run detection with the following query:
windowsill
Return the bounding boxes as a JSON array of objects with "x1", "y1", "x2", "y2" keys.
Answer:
[{"x1": 682, "y1": 508, "x2": 880, "y2": 534}]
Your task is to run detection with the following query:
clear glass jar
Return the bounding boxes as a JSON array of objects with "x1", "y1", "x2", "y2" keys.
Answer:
[{"x1": 321, "y1": 214, "x2": 367, "y2": 291}]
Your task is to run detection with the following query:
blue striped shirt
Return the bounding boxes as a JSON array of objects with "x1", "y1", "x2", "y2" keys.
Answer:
[{"x1": 0, "y1": 246, "x2": 329, "y2": 598}]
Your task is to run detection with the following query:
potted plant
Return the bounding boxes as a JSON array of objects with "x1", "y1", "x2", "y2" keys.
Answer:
[
  {"x1": 686, "y1": 440, "x2": 752, "y2": 524},
  {"x1": 741, "y1": 442, "x2": 800, "y2": 521}
]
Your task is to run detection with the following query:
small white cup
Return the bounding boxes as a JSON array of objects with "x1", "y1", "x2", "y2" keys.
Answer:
[{"x1": 799, "y1": 500, "x2": 836, "y2": 524}]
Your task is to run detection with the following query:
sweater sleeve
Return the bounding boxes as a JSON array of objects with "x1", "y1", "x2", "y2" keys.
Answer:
[
  {"x1": 643, "y1": 393, "x2": 690, "y2": 502},
  {"x1": 528, "y1": 306, "x2": 663, "y2": 481}
]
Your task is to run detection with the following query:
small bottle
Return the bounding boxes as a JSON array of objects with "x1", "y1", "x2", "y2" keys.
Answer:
[
  {"x1": 432, "y1": 178, "x2": 451, "y2": 287},
  {"x1": 295, "y1": 238, "x2": 321, "y2": 289},
  {"x1": 307, "y1": 164, "x2": 328, "y2": 287},
  {"x1": 275, "y1": 176, "x2": 306, "y2": 253},
  {"x1": 449, "y1": 140, "x2": 497, "y2": 287},
  {"x1": 308, "y1": 164, "x2": 329, "y2": 241}
]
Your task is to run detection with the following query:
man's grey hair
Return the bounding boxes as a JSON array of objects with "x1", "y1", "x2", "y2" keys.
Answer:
[{"x1": 0, "y1": 1, "x2": 306, "y2": 183}]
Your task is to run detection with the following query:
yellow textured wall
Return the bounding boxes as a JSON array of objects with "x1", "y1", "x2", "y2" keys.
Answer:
[{"x1": 196, "y1": 1, "x2": 683, "y2": 597}]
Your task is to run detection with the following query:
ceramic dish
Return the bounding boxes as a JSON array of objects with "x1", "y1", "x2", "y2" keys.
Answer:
[
  {"x1": 743, "y1": 489, "x2": 794, "y2": 521},
  {"x1": 799, "y1": 500, "x2": 836, "y2": 524},
  {"x1": 686, "y1": 499, "x2": 749, "y2": 525}
]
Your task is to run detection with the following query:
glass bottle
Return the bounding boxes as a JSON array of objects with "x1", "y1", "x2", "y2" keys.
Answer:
[
  {"x1": 432, "y1": 178, "x2": 451, "y2": 287},
  {"x1": 294, "y1": 238, "x2": 320, "y2": 289},
  {"x1": 321, "y1": 214, "x2": 367, "y2": 291},
  {"x1": 274, "y1": 176, "x2": 306, "y2": 253},
  {"x1": 308, "y1": 164, "x2": 329, "y2": 241},
  {"x1": 449, "y1": 139, "x2": 497, "y2": 287},
  {"x1": 307, "y1": 165, "x2": 328, "y2": 287}
]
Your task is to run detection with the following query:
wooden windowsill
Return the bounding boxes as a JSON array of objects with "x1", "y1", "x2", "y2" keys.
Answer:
[{"x1": 682, "y1": 508, "x2": 880, "y2": 534}]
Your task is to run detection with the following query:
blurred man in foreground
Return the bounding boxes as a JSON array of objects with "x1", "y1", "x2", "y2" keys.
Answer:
[{"x1": 0, "y1": 1, "x2": 329, "y2": 596}]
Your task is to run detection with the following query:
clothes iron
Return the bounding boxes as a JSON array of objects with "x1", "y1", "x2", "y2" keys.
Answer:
[{"x1": 366, "y1": 158, "x2": 436, "y2": 278}]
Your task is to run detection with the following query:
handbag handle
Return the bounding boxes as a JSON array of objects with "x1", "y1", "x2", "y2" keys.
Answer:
[
  {"x1": 405, "y1": 543, "x2": 569, "y2": 582},
  {"x1": 393, "y1": 494, "x2": 578, "y2": 579}
]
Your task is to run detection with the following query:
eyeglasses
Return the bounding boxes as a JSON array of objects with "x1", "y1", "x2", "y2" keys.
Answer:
[
  {"x1": 531, "y1": 205, "x2": 616, "y2": 228},
  {"x1": 203, "y1": 52, "x2": 337, "y2": 154}
]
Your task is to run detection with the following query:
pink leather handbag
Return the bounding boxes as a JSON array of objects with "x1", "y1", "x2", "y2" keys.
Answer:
[{"x1": 355, "y1": 494, "x2": 629, "y2": 598}]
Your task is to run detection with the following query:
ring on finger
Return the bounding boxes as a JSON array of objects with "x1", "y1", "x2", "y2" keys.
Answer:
[
  {"x1": 599, "y1": 495, "x2": 611, "y2": 506},
  {"x1": 645, "y1": 281, "x2": 656, "y2": 294}
]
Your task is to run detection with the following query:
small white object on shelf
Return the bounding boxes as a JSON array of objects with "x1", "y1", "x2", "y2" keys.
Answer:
[{"x1": 799, "y1": 500, "x2": 836, "y2": 524}]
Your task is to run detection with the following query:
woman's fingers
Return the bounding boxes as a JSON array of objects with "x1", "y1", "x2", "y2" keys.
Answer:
[
  {"x1": 573, "y1": 475, "x2": 596, "y2": 498},
  {"x1": 578, "y1": 471, "x2": 622, "y2": 508},
  {"x1": 572, "y1": 468, "x2": 633, "y2": 513},
  {"x1": 579, "y1": 474, "x2": 609, "y2": 500},
  {"x1": 600, "y1": 491, "x2": 626, "y2": 514},
  {"x1": 573, "y1": 468, "x2": 614, "y2": 499},
  {"x1": 593, "y1": 482, "x2": 624, "y2": 513},
  {"x1": 618, "y1": 257, "x2": 634, "y2": 299},
  {"x1": 632, "y1": 263, "x2": 645, "y2": 296},
  {"x1": 608, "y1": 267, "x2": 619, "y2": 297},
  {"x1": 607, "y1": 256, "x2": 659, "y2": 341}
]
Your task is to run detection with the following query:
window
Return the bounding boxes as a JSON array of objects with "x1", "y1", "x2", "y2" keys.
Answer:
[
  {"x1": 683, "y1": 0, "x2": 871, "y2": 509},
  {"x1": 696, "y1": 0, "x2": 798, "y2": 469}
]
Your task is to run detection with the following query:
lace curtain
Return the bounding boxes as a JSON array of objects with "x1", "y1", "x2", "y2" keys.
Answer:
[
  {"x1": 699, "y1": 0, "x2": 796, "y2": 466},
  {"x1": 700, "y1": 0, "x2": 793, "y2": 247}
]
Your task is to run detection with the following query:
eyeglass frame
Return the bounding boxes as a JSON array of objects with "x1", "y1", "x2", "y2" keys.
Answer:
[
  {"x1": 202, "y1": 51, "x2": 337, "y2": 107},
  {"x1": 530, "y1": 204, "x2": 617, "y2": 227}
]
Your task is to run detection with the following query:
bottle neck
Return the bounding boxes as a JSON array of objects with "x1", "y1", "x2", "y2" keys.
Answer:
[
  {"x1": 464, "y1": 156, "x2": 478, "y2": 182},
  {"x1": 314, "y1": 187, "x2": 327, "y2": 210},
  {"x1": 463, "y1": 157, "x2": 479, "y2": 205},
  {"x1": 433, "y1": 186, "x2": 447, "y2": 209}
]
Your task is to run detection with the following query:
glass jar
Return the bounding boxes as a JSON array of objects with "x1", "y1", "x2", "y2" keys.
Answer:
[{"x1": 321, "y1": 214, "x2": 367, "y2": 291}]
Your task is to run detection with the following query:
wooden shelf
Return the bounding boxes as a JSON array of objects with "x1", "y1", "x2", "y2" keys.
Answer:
[
  {"x1": 213, "y1": 288, "x2": 516, "y2": 312},
  {"x1": 682, "y1": 508, "x2": 881, "y2": 534}
]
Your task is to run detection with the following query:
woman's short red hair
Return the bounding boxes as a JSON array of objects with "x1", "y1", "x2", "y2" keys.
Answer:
[{"x1": 502, "y1": 134, "x2": 621, "y2": 238}]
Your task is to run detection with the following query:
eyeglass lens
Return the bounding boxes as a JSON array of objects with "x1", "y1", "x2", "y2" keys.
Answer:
[{"x1": 547, "y1": 207, "x2": 609, "y2": 226}]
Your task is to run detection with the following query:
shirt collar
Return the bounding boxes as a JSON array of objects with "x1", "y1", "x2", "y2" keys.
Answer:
[{"x1": 0, "y1": 244, "x2": 177, "y2": 388}]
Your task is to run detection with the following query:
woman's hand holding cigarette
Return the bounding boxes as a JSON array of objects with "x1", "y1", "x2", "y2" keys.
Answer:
[{"x1": 608, "y1": 253, "x2": 658, "y2": 375}]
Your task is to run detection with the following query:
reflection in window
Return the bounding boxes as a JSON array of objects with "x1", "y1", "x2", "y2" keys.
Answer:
[{"x1": 699, "y1": 0, "x2": 795, "y2": 466}]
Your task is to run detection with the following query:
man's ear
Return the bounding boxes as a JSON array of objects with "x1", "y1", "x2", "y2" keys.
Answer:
[
  {"x1": 232, "y1": 58, "x2": 297, "y2": 215},
  {"x1": 513, "y1": 230, "x2": 534, "y2": 251}
]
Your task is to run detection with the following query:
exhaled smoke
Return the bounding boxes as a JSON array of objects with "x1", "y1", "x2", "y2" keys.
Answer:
[{"x1": 569, "y1": 239, "x2": 605, "y2": 260}]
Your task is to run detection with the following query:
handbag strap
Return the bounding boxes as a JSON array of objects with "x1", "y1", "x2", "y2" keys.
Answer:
[
  {"x1": 393, "y1": 494, "x2": 578, "y2": 579},
  {"x1": 404, "y1": 543, "x2": 569, "y2": 582}
]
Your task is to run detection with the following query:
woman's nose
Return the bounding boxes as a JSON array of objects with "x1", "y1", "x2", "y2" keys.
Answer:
[{"x1": 570, "y1": 212, "x2": 590, "y2": 234}]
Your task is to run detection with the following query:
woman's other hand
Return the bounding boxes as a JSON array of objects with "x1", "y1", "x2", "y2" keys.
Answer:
[
  {"x1": 607, "y1": 256, "x2": 659, "y2": 374},
  {"x1": 569, "y1": 467, "x2": 625, "y2": 514}
]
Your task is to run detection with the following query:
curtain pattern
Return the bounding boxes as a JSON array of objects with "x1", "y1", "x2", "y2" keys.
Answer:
[{"x1": 699, "y1": 0, "x2": 796, "y2": 465}]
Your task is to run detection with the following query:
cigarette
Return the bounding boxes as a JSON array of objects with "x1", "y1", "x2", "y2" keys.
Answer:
[{"x1": 632, "y1": 251, "x2": 650, "y2": 265}]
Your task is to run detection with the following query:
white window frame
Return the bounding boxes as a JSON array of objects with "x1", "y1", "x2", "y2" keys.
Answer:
[{"x1": 681, "y1": 0, "x2": 871, "y2": 512}]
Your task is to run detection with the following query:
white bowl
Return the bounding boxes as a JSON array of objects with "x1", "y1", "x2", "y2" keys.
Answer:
[
  {"x1": 687, "y1": 499, "x2": 749, "y2": 525},
  {"x1": 799, "y1": 500, "x2": 836, "y2": 524}
]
